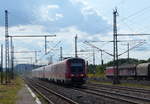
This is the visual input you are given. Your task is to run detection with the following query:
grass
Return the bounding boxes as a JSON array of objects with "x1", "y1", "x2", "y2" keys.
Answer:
[
  {"x1": 0, "y1": 77, "x2": 24, "y2": 104},
  {"x1": 88, "y1": 80, "x2": 150, "y2": 89},
  {"x1": 87, "y1": 73, "x2": 105, "y2": 78}
]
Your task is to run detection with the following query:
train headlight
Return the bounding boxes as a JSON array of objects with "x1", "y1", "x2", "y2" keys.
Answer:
[
  {"x1": 80, "y1": 74, "x2": 84, "y2": 77},
  {"x1": 71, "y1": 74, "x2": 74, "y2": 77}
]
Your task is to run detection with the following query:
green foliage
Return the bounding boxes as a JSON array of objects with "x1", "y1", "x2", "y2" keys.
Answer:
[
  {"x1": 104, "y1": 58, "x2": 150, "y2": 67},
  {"x1": 147, "y1": 58, "x2": 150, "y2": 62},
  {"x1": 106, "y1": 58, "x2": 139, "y2": 66},
  {"x1": 88, "y1": 64, "x2": 105, "y2": 74}
]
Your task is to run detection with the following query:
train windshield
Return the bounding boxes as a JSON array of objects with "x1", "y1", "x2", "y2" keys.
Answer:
[{"x1": 71, "y1": 63, "x2": 83, "y2": 73}]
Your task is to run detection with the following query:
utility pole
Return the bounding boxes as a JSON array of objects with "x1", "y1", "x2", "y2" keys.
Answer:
[
  {"x1": 75, "y1": 35, "x2": 78, "y2": 58},
  {"x1": 50, "y1": 55, "x2": 53, "y2": 64},
  {"x1": 45, "y1": 36, "x2": 47, "y2": 54},
  {"x1": 127, "y1": 43, "x2": 129, "y2": 62},
  {"x1": 93, "y1": 49, "x2": 95, "y2": 66},
  {"x1": 35, "y1": 51, "x2": 38, "y2": 63},
  {"x1": 10, "y1": 37, "x2": 14, "y2": 79},
  {"x1": 60, "y1": 47, "x2": 63, "y2": 61},
  {"x1": 113, "y1": 9, "x2": 120, "y2": 84},
  {"x1": 11, "y1": 46, "x2": 14, "y2": 79},
  {"x1": 100, "y1": 50, "x2": 103, "y2": 65},
  {"x1": 1, "y1": 45, "x2": 3, "y2": 84},
  {"x1": 92, "y1": 49, "x2": 96, "y2": 74},
  {"x1": 5, "y1": 10, "x2": 10, "y2": 84}
]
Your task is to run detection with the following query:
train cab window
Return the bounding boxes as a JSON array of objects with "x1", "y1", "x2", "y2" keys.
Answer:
[{"x1": 70, "y1": 63, "x2": 84, "y2": 73}]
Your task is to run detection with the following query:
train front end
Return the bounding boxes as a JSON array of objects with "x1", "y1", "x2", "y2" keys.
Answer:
[{"x1": 66, "y1": 58, "x2": 87, "y2": 85}]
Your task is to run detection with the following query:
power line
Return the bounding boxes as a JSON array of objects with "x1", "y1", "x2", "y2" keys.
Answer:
[
  {"x1": 118, "y1": 41, "x2": 146, "y2": 56},
  {"x1": 118, "y1": 33, "x2": 150, "y2": 36},
  {"x1": 118, "y1": 5, "x2": 150, "y2": 34},
  {"x1": 14, "y1": 50, "x2": 41, "y2": 63},
  {"x1": 119, "y1": 20, "x2": 135, "y2": 32},
  {"x1": 84, "y1": 41, "x2": 113, "y2": 56},
  {"x1": 120, "y1": 5, "x2": 150, "y2": 22}
]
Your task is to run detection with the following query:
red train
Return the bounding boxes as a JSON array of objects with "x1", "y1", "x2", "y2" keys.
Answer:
[
  {"x1": 32, "y1": 58, "x2": 87, "y2": 85},
  {"x1": 105, "y1": 63, "x2": 150, "y2": 80}
]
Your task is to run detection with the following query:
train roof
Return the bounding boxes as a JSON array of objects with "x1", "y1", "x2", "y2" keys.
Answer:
[
  {"x1": 53, "y1": 57, "x2": 84, "y2": 64},
  {"x1": 137, "y1": 62, "x2": 150, "y2": 67},
  {"x1": 32, "y1": 57, "x2": 85, "y2": 72},
  {"x1": 106, "y1": 66, "x2": 115, "y2": 69}
]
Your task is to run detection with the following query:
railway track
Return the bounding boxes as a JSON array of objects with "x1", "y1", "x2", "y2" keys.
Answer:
[
  {"x1": 28, "y1": 78, "x2": 129, "y2": 104},
  {"x1": 87, "y1": 82, "x2": 150, "y2": 94},
  {"x1": 73, "y1": 86, "x2": 150, "y2": 104},
  {"x1": 73, "y1": 83, "x2": 150, "y2": 104},
  {"x1": 25, "y1": 78, "x2": 150, "y2": 104},
  {"x1": 84, "y1": 85, "x2": 150, "y2": 101},
  {"x1": 35, "y1": 78, "x2": 150, "y2": 104},
  {"x1": 25, "y1": 78, "x2": 78, "y2": 104}
]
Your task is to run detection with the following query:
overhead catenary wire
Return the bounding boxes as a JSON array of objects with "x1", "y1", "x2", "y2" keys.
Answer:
[
  {"x1": 113, "y1": 4, "x2": 150, "y2": 39},
  {"x1": 118, "y1": 40, "x2": 146, "y2": 56},
  {"x1": 120, "y1": 5, "x2": 150, "y2": 22}
]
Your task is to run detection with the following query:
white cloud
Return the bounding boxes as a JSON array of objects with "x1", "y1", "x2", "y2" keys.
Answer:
[
  {"x1": 1, "y1": 0, "x2": 150, "y2": 65},
  {"x1": 70, "y1": 0, "x2": 88, "y2": 5},
  {"x1": 81, "y1": 6, "x2": 95, "y2": 16},
  {"x1": 39, "y1": 4, "x2": 63, "y2": 22},
  {"x1": 10, "y1": 25, "x2": 45, "y2": 34},
  {"x1": 47, "y1": 5, "x2": 59, "y2": 9},
  {"x1": 56, "y1": 13, "x2": 64, "y2": 18}
]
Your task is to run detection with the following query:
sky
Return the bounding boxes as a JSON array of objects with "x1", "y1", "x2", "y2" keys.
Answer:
[{"x1": 0, "y1": 0, "x2": 150, "y2": 65}]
